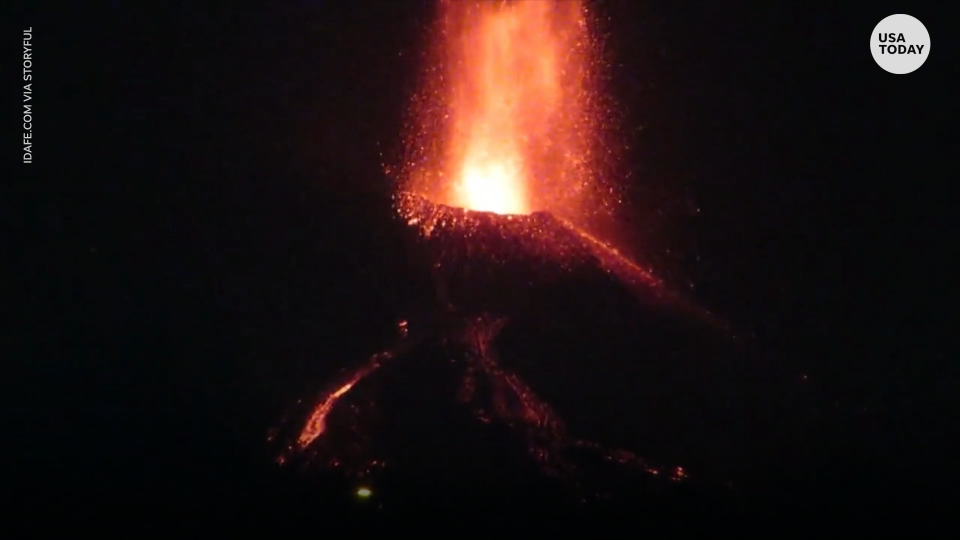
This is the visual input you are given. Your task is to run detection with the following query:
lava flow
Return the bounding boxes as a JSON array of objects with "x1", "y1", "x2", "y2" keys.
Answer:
[{"x1": 276, "y1": 0, "x2": 710, "y2": 498}]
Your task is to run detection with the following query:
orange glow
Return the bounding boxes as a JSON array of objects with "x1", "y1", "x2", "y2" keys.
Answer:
[
  {"x1": 296, "y1": 378, "x2": 360, "y2": 448},
  {"x1": 279, "y1": 1, "x2": 706, "y2": 498},
  {"x1": 400, "y1": 0, "x2": 610, "y2": 219},
  {"x1": 295, "y1": 352, "x2": 392, "y2": 449},
  {"x1": 282, "y1": 312, "x2": 676, "y2": 493}
]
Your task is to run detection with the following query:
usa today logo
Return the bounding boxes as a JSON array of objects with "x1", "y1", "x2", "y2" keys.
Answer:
[{"x1": 871, "y1": 14, "x2": 930, "y2": 74}]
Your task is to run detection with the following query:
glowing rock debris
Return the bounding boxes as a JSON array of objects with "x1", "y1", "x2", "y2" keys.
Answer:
[
  {"x1": 281, "y1": 315, "x2": 666, "y2": 493},
  {"x1": 275, "y1": 1, "x2": 701, "y2": 499}
]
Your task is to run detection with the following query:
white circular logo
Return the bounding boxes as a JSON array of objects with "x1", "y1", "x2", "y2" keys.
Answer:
[{"x1": 871, "y1": 14, "x2": 930, "y2": 74}]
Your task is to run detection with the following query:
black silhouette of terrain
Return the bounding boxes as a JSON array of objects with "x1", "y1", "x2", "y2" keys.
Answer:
[
  {"x1": 18, "y1": 187, "x2": 905, "y2": 521},
  {"x1": 267, "y1": 194, "x2": 826, "y2": 512}
]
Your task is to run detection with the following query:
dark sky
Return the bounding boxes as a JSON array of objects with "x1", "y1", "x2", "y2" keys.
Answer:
[{"x1": 14, "y1": 0, "x2": 955, "y2": 510}]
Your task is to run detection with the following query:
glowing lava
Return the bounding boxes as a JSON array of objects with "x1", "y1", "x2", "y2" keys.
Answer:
[
  {"x1": 281, "y1": 315, "x2": 666, "y2": 491},
  {"x1": 399, "y1": 0, "x2": 612, "y2": 219},
  {"x1": 295, "y1": 352, "x2": 391, "y2": 449},
  {"x1": 274, "y1": 0, "x2": 712, "y2": 500}
]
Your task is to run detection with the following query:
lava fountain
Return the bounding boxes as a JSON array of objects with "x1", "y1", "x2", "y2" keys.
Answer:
[{"x1": 398, "y1": 0, "x2": 615, "y2": 221}]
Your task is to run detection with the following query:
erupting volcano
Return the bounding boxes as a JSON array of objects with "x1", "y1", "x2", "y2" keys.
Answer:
[{"x1": 273, "y1": 0, "x2": 780, "y2": 503}]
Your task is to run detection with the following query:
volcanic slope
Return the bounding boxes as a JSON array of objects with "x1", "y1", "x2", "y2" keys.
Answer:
[{"x1": 277, "y1": 194, "x2": 814, "y2": 503}]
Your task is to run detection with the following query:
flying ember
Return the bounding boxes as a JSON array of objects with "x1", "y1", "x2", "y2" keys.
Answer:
[
  {"x1": 274, "y1": 0, "x2": 707, "y2": 502},
  {"x1": 399, "y1": 0, "x2": 613, "y2": 221}
]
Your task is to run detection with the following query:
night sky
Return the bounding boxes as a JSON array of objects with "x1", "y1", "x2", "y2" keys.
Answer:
[{"x1": 13, "y1": 0, "x2": 955, "y2": 516}]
